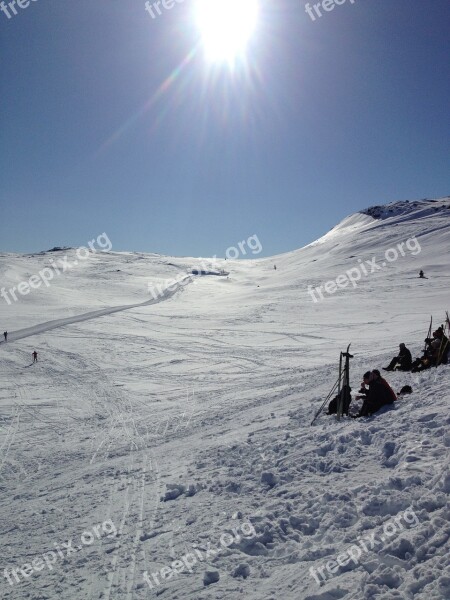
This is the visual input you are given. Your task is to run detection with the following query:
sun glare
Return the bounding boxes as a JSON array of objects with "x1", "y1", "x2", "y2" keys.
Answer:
[{"x1": 195, "y1": 0, "x2": 259, "y2": 64}]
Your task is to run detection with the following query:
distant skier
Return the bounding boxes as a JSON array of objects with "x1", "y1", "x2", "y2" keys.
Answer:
[
  {"x1": 274, "y1": 265, "x2": 277, "y2": 270},
  {"x1": 383, "y1": 343, "x2": 412, "y2": 372},
  {"x1": 419, "y1": 270, "x2": 425, "y2": 278},
  {"x1": 3, "y1": 331, "x2": 7, "y2": 342},
  {"x1": 32, "y1": 350, "x2": 38, "y2": 363}
]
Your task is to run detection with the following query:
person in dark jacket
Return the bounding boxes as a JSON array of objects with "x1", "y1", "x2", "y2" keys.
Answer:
[
  {"x1": 411, "y1": 328, "x2": 448, "y2": 372},
  {"x1": 354, "y1": 370, "x2": 395, "y2": 418},
  {"x1": 433, "y1": 326, "x2": 449, "y2": 365},
  {"x1": 374, "y1": 369, "x2": 397, "y2": 402},
  {"x1": 383, "y1": 343, "x2": 412, "y2": 372}
]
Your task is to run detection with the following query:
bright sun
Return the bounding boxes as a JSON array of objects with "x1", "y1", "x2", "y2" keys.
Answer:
[{"x1": 195, "y1": 0, "x2": 259, "y2": 64}]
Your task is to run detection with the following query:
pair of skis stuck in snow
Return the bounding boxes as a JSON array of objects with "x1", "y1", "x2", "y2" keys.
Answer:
[{"x1": 311, "y1": 344, "x2": 353, "y2": 426}]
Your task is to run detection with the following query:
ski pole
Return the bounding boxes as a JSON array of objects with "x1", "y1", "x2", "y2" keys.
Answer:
[{"x1": 311, "y1": 372, "x2": 343, "y2": 426}]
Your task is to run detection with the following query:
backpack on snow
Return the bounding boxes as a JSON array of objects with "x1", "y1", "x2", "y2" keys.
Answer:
[
  {"x1": 398, "y1": 385, "x2": 413, "y2": 395},
  {"x1": 327, "y1": 385, "x2": 352, "y2": 416}
]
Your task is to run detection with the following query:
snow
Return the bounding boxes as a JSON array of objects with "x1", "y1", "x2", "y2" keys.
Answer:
[{"x1": 0, "y1": 197, "x2": 449, "y2": 599}]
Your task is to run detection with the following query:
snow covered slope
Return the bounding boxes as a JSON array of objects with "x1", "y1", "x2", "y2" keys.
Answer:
[{"x1": 0, "y1": 197, "x2": 449, "y2": 600}]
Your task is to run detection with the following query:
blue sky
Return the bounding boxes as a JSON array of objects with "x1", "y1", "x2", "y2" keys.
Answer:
[{"x1": 1, "y1": 0, "x2": 449, "y2": 257}]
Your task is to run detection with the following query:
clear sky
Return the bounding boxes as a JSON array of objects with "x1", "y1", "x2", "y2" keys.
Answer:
[{"x1": 1, "y1": 0, "x2": 449, "y2": 257}]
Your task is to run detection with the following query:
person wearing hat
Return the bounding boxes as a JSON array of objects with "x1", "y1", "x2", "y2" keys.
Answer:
[{"x1": 383, "y1": 343, "x2": 412, "y2": 372}]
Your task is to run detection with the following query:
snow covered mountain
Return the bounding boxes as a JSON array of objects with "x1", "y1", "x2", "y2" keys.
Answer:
[{"x1": 0, "y1": 197, "x2": 449, "y2": 600}]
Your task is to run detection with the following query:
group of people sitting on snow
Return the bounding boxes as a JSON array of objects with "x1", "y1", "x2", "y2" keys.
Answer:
[
  {"x1": 383, "y1": 325, "x2": 449, "y2": 374},
  {"x1": 327, "y1": 320, "x2": 448, "y2": 419}
]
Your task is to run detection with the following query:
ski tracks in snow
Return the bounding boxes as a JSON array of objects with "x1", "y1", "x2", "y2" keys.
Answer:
[
  {"x1": 102, "y1": 451, "x2": 161, "y2": 600},
  {"x1": 0, "y1": 274, "x2": 193, "y2": 345}
]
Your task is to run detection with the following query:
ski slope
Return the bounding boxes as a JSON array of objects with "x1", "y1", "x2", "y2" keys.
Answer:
[{"x1": 0, "y1": 197, "x2": 449, "y2": 600}]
